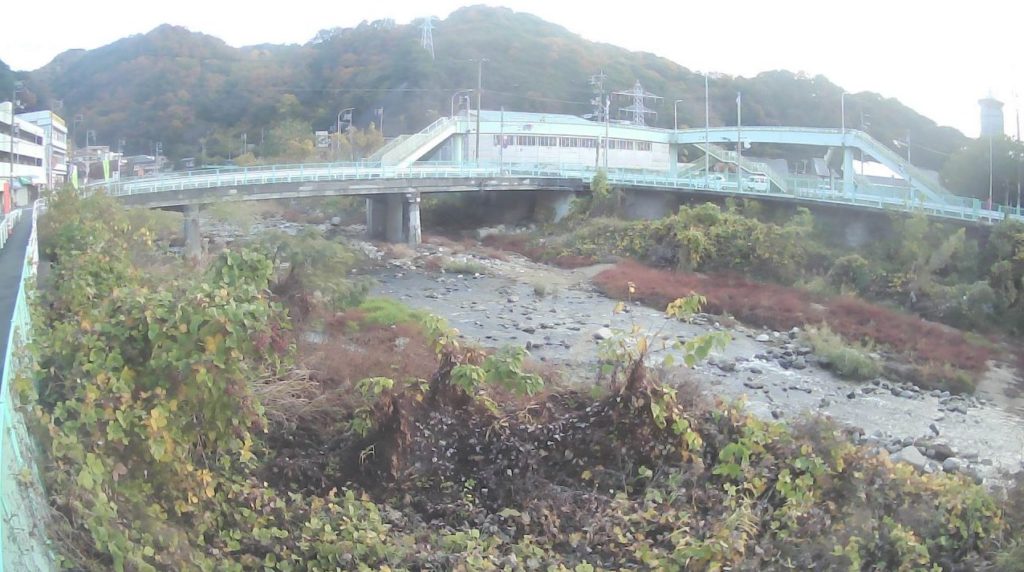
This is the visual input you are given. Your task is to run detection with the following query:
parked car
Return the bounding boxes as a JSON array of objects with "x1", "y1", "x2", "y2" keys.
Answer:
[{"x1": 743, "y1": 174, "x2": 769, "y2": 192}]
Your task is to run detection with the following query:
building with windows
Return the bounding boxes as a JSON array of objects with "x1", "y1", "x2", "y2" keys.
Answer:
[
  {"x1": 1, "y1": 101, "x2": 46, "y2": 206},
  {"x1": 17, "y1": 110, "x2": 68, "y2": 189}
]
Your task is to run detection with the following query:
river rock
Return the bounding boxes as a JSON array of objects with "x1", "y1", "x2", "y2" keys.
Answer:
[
  {"x1": 791, "y1": 357, "x2": 807, "y2": 370},
  {"x1": 929, "y1": 443, "x2": 956, "y2": 461},
  {"x1": 891, "y1": 446, "x2": 928, "y2": 471},
  {"x1": 744, "y1": 380, "x2": 764, "y2": 390},
  {"x1": 717, "y1": 359, "x2": 737, "y2": 373},
  {"x1": 755, "y1": 334, "x2": 771, "y2": 343},
  {"x1": 942, "y1": 458, "x2": 961, "y2": 473},
  {"x1": 593, "y1": 327, "x2": 614, "y2": 341}
]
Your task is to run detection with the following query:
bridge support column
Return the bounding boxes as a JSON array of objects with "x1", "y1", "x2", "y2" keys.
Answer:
[
  {"x1": 385, "y1": 194, "x2": 405, "y2": 243},
  {"x1": 669, "y1": 143, "x2": 680, "y2": 177},
  {"x1": 843, "y1": 147, "x2": 855, "y2": 195},
  {"x1": 366, "y1": 197, "x2": 387, "y2": 239},
  {"x1": 535, "y1": 191, "x2": 575, "y2": 223},
  {"x1": 406, "y1": 192, "x2": 421, "y2": 246},
  {"x1": 183, "y1": 204, "x2": 202, "y2": 262}
]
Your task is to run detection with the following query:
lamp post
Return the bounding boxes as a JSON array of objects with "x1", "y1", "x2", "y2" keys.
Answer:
[
  {"x1": 705, "y1": 73, "x2": 710, "y2": 181},
  {"x1": 840, "y1": 92, "x2": 847, "y2": 136},
  {"x1": 471, "y1": 58, "x2": 488, "y2": 165},
  {"x1": 673, "y1": 99, "x2": 684, "y2": 131},
  {"x1": 450, "y1": 89, "x2": 473, "y2": 118},
  {"x1": 9, "y1": 81, "x2": 24, "y2": 203}
]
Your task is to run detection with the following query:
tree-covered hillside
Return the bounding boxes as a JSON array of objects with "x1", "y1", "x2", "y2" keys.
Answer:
[{"x1": 16, "y1": 5, "x2": 967, "y2": 170}]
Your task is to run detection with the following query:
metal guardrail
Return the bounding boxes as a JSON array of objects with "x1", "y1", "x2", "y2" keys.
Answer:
[
  {"x1": 0, "y1": 210, "x2": 22, "y2": 252},
  {"x1": 0, "y1": 200, "x2": 52, "y2": 571},
  {"x1": 85, "y1": 160, "x2": 1016, "y2": 225}
]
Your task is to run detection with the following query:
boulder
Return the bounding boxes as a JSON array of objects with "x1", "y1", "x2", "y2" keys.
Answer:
[
  {"x1": 593, "y1": 327, "x2": 614, "y2": 341},
  {"x1": 942, "y1": 458, "x2": 961, "y2": 473},
  {"x1": 755, "y1": 334, "x2": 771, "y2": 343},
  {"x1": 891, "y1": 446, "x2": 929, "y2": 471}
]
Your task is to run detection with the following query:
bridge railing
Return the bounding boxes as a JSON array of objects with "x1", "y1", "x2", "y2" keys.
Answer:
[
  {"x1": 0, "y1": 210, "x2": 22, "y2": 252},
  {"x1": 0, "y1": 200, "x2": 52, "y2": 571},
  {"x1": 90, "y1": 159, "x2": 1017, "y2": 225}
]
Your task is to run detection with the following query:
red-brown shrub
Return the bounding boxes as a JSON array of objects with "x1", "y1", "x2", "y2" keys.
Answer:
[{"x1": 593, "y1": 261, "x2": 990, "y2": 380}]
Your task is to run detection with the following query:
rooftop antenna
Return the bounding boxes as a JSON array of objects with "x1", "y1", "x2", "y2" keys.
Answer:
[
  {"x1": 589, "y1": 71, "x2": 608, "y2": 122},
  {"x1": 420, "y1": 17, "x2": 437, "y2": 60},
  {"x1": 613, "y1": 80, "x2": 662, "y2": 126}
]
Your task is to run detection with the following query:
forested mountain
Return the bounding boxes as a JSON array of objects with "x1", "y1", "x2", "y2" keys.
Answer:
[{"x1": 15, "y1": 5, "x2": 968, "y2": 171}]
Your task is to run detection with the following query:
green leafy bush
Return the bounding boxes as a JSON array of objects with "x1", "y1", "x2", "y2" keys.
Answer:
[{"x1": 804, "y1": 324, "x2": 882, "y2": 380}]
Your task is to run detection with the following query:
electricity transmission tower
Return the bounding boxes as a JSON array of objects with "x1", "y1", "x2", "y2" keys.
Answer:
[
  {"x1": 613, "y1": 80, "x2": 662, "y2": 126},
  {"x1": 420, "y1": 17, "x2": 437, "y2": 60}
]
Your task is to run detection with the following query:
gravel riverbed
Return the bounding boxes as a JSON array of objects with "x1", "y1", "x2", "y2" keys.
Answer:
[{"x1": 371, "y1": 247, "x2": 1024, "y2": 485}]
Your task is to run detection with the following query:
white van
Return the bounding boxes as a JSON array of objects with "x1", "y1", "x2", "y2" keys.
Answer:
[{"x1": 743, "y1": 174, "x2": 769, "y2": 192}]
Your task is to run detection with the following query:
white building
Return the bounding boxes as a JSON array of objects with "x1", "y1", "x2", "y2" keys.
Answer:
[
  {"x1": 1, "y1": 101, "x2": 46, "y2": 206},
  {"x1": 17, "y1": 110, "x2": 68, "y2": 189}
]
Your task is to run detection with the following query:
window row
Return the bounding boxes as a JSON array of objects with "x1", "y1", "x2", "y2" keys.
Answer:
[{"x1": 493, "y1": 135, "x2": 654, "y2": 152}]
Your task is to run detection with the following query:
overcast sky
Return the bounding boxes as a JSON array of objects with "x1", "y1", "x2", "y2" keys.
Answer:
[{"x1": 3, "y1": 1, "x2": 1021, "y2": 137}]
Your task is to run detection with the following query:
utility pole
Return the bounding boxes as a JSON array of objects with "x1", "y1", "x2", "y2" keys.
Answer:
[
  {"x1": 989, "y1": 133, "x2": 994, "y2": 216},
  {"x1": 705, "y1": 73, "x2": 710, "y2": 180},
  {"x1": 737, "y1": 91, "x2": 742, "y2": 191},
  {"x1": 499, "y1": 106, "x2": 504, "y2": 172},
  {"x1": 9, "y1": 81, "x2": 23, "y2": 202},
  {"x1": 604, "y1": 97, "x2": 610, "y2": 171},
  {"x1": 474, "y1": 58, "x2": 487, "y2": 165}
]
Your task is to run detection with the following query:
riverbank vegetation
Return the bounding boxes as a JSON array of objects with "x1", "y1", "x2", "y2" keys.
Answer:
[
  {"x1": 481, "y1": 195, "x2": 1024, "y2": 392},
  {"x1": 18, "y1": 189, "x2": 1024, "y2": 570}
]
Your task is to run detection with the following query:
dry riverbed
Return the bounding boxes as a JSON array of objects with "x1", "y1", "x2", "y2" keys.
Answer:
[{"x1": 369, "y1": 242, "x2": 1024, "y2": 485}]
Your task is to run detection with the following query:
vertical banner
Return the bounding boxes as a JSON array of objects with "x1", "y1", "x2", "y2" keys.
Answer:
[
  {"x1": 71, "y1": 165, "x2": 79, "y2": 190},
  {"x1": 103, "y1": 158, "x2": 111, "y2": 181},
  {"x1": 2, "y1": 181, "x2": 10, "y2": 215}
]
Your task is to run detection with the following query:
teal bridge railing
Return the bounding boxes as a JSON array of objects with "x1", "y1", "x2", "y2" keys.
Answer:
[
  {"x1": 0, "y1": 201, "x2": 53, "y2": 571},
  {"x1": 87, "y1": 161, "x2": 1017, "y2": 225}
]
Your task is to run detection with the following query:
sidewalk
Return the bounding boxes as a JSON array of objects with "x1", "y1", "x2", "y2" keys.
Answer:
[{"x1": 0, "y1": 214, "x2": 31, "y2": 385}]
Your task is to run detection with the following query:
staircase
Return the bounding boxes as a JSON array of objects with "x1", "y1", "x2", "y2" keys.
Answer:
[
  {"x1": 378, "y1": 117, "x2": 459, "y2": 167},
  {"x1": 694, "y1": 143, "x2": 791, "y2": 193}
]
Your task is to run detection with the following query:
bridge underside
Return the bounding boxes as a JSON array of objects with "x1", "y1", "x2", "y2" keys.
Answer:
[
  {"x1": 135, "y1": 177, "x2": 584, "y2": 253},
  {"x1": 120, "y1": 177, "x2": 583, "y2": 209}
]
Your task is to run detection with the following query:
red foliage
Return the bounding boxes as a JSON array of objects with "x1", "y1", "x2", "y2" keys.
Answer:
[
  {"x1": 593, "y1": 261, "x2": 990, "y2": 375},
  {"x1": 301, "y1": 320, "x2": 438, "y2": 389},
  {"x1": 482, "y1": 234, "x2": 596, "y2": 268}
]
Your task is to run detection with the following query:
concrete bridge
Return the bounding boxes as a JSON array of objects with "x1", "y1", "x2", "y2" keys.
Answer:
[{"x1": 85, "y1": 112, "x2": 1019, "y2": 255}]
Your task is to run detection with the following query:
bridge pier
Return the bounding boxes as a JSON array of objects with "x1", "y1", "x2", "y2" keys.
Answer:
[
  {"x1": 843, "y1": 147, "x2": 855, "y2": 195},
  {"x1": 366, "y1": 197, "x2": 387, "y2": 239},
  {"x1": 183, "y1": 205, "x2": 202, "y2": 262},
  {"x1": 385, "y1": 194, "x2": 404, "y2": 243},
  {"x1": 406, "y1": 192, "x2": 422, "y2": 246}
]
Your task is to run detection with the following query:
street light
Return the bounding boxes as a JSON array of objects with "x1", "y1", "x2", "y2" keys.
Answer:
[
  {"x1": 674, "y1": 99, "x2": 684, "y2": 131},
  {"x1": 840, "y1": 92, "x2": 848, "y2": 136},
  {"x1": 450, "y1": 89, "x2": 474, "y2": 118},
  {"x1": 705, "y1": 73, "x2": 710, "y2": 179},
  {"x1": 469, "y1": 58, "x2": 488, "y2": 164}
]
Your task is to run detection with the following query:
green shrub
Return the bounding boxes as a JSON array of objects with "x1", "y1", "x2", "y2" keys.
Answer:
[
  {"x1": 357, "y1": 297, "x2": 434, "y2": 329},
  {"x1": 442, "y1": 259, "x2": 488, "y2": 275},
  {"x1": 827, "y1": 254, "x2": 873, "y2": 293},
  {"x1": 805, "y1": 324, "x2": 882, "y2": 380}
]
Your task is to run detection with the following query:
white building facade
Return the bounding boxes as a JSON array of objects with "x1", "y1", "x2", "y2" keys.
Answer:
[
  {"x1": 18, "y1": 110, "x2": 69, "y2": 189},
  {"x1": 1, "y1": 102, "x2": 46, "y2": 206}
]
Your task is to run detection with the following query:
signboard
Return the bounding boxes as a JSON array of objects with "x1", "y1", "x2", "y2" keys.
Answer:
[{"x1": 315, "y1": 131, "x2": 330, "y2": 148}]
